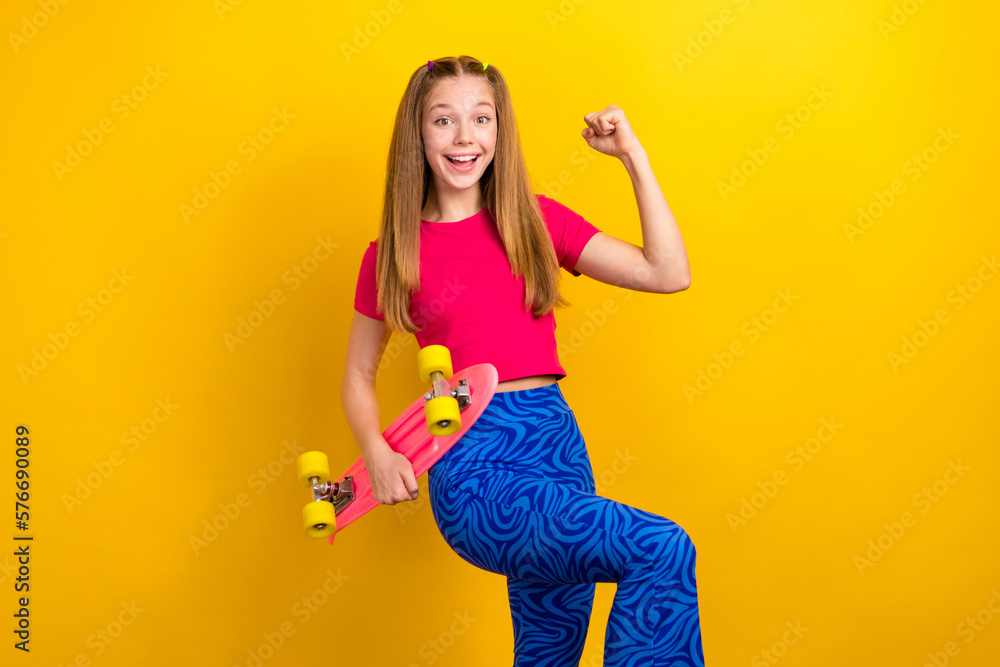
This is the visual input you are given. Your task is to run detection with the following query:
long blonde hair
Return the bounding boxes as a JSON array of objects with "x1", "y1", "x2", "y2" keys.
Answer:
[{"x1": 374, "y1": 55, "x2": 569, "y2": 334}]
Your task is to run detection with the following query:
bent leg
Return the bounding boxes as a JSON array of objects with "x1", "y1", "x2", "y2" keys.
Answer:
[{"x1": 431, "y1": 469, "x2": 703, "y2": 667}]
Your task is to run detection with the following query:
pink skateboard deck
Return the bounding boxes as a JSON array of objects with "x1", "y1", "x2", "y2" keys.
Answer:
[{"x1": 325, "y1": 362, "x2": 498, "y2": 545}]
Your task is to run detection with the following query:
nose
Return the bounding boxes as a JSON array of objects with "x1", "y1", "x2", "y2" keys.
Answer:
[{"x1": 455, "y1": 119, "x2": 477, "y2": 144}]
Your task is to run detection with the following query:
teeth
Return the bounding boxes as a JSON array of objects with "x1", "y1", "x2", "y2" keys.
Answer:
[{"x1": 448, "y1": 155, "x2": 476, "y2": 162}]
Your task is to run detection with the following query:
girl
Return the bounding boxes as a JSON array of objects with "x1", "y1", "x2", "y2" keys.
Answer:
[{"x1": 342, "y1": 56, "x2": 704, "y2": 667}]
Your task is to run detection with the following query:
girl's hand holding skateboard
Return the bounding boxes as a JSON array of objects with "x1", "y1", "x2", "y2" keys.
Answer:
[{"x1": 364, "y1": 442, "x2": 420, "y2": 505}]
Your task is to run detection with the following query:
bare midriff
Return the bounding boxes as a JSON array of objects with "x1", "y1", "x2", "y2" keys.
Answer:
[{"x1": 495, "y1": 374, "x2": 560, "y2": 393}]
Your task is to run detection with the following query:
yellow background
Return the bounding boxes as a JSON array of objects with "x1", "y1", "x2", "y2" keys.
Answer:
[{"x1": 3, "y1": 0, "x2": 998, "y2": 665}]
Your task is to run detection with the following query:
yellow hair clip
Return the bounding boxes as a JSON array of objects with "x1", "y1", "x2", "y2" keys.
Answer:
[{"x1": 482, "y1": 62, "x2": 488, "y2": 71}]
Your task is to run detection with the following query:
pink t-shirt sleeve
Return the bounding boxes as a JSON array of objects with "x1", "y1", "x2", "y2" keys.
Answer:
[
  {"x1": 353, "y1": 240, "x2": 384, "y2": 320},
  {"x1": 537, "y1": 194, "x2": 602, "y2": 277}
]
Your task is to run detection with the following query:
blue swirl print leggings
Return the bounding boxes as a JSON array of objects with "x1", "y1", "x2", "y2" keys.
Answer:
[{"x1": 428, "y1": 383, "x2": 704, "y2": 667}]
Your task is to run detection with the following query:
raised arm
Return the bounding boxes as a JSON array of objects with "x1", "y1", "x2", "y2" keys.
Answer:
[{"x1": 572, "y1": 106, "x2": 691, "y2": 294}]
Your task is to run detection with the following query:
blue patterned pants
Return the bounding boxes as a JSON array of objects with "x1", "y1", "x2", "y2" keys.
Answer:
[{"x1": 428, "y1": 383, "x2": 704, "y2": 667}]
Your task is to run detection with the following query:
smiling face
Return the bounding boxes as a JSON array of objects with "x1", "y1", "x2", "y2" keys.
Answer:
[{"x1": 421, "y1": 75, "x2": 497, "y2": 198}]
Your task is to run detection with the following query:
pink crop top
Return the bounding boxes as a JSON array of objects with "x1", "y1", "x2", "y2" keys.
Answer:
[{"x1": 353, "y1": 194, "x2": 602, "y2": 383}]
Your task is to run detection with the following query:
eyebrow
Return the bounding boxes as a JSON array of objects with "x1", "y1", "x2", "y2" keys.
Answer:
[{"x1": 427, "y1": 101, "x2": 494, "y2": 113}]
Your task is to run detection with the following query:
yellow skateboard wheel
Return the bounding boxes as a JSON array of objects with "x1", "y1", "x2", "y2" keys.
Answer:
[
  {"x1": 302, "y1": 501, "x2": 336, "y2": 539},
  {"x1": 297, "y1": 451, "x2": 330, "y2": 487},
  {"x1": 417, "y1": 344, "x2": 453, "y2": 382},
  {"x1": 425, "y1": 395, "x2": 461, "y2": 436}
]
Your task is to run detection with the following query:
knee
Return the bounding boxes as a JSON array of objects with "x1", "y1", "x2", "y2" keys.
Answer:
[
  {"x1": 652, "y1": 523, "x2": 696, "y2": 563},
  {"x1": 679, "y1": 526, "x2": 696, "y2": 558}
]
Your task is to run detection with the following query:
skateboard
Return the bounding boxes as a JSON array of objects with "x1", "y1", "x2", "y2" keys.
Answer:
[{"x1": 296, "y1": 344, "x2": 498, "y2": 544}]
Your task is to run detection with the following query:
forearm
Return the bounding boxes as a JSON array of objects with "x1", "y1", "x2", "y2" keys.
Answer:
[
  {"x1": 621, "y1": 147, "x2": 691, "y2": 290},
  {"x1": 340, "y1": 372, "x2": 390, "y2": 459}
]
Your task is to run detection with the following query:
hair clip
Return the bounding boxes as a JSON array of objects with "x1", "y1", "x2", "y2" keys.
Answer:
[
  {"x1": 427, "y1": 61, "x2": 434, "y2": 71},
  {"x1": 482, "y1": 62, "x2": 488, "y2": 71}
]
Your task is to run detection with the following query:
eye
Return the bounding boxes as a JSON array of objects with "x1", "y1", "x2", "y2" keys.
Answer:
[{"x1": 433, "y1": 116, "x2": 491, "y2": 126}]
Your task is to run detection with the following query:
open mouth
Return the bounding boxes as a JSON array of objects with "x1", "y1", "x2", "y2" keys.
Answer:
[{"x1": 445, "y1": 155, "x2": 479, "y2": 170}]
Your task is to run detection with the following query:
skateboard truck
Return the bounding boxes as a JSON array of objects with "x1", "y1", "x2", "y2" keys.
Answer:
[
  {"x1": 424, "y1": 376, "x2": 470, "y2": 432},
  {"x1": 418, "y1": 345, "x2": 465, "y2": 437},
  {"x1": 308, "y1": 475, "x2": 355, "y2": 517}
]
